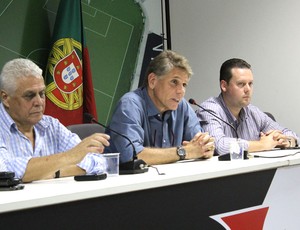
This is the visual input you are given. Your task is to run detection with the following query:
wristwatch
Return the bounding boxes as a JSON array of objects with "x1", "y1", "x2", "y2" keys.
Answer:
[{"x1": 177, "y1": 146, "x2": 186, "y2": 160}]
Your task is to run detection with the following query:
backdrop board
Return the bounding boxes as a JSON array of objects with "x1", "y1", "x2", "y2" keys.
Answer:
[{"x1": 169, "y1": 0, "x2": 300, "y2": 136}]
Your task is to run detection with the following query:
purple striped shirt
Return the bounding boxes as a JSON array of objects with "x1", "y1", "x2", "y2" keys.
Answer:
[{"x1": 196, "y1": 94, "x2": 299, "y2": 155}]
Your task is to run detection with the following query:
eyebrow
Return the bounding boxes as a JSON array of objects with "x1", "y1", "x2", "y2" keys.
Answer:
[{"x1": 23, "y1": 88, "x2": 46, "y2": 95}]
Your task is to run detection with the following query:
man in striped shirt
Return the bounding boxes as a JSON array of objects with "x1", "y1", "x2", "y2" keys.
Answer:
[
  {"x1": 196, "y1": 58, "x2": 299, "y2": 156},
  {"x1": 0, "y1": 58, "x2": 110, "y2": 182}
]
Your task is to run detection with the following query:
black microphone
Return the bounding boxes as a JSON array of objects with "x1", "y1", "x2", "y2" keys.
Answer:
[
  {"x1": 188, "y1": 99, "x2": 247, "y2": 161},
  {"x1": 84, "y1": 113, "x2": 148, "y2": 174}
]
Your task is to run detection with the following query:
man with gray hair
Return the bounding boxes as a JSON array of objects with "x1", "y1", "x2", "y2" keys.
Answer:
[
  {"x1": 105, "y1": 50, "x2": 215, "y2": 165},
  {"x1": 0, "y1": 58, "x2": 110, "y2": 182}
]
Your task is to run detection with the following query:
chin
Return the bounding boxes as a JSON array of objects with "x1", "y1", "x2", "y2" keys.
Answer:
[
  {"x1": 30, "y1": 114, "x2": 43, "y2": 122},
  {"x1": 244, "y1": 101, "x2": 251, "y2": 106},
  {"x1": 169, "y1": 105, "x2": 179, "y2": 111}
]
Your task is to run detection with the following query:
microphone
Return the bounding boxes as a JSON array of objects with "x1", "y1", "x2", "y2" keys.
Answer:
[
  {"x1": 84, "y1": 113, "x2": 148, "y2": 174},
  {"x1": 188, "y1": 99, "x2": 247, "y2": 161}
]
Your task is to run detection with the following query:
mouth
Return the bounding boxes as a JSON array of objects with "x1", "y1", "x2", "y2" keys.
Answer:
[
  {"x1": 172, "y1": 98, "x2": 180, "y2": 103},
  {"x1": 31, "y1": 111, "x2": 43, "y2": 115}
]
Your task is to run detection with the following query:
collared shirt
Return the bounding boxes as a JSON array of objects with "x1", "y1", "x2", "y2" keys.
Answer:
[
  {"x1": 0, "y1": 103, "x2": 81, "y2": 179},
  {"x1": 105, "y1": 87, "x2": 202, "y2": 163},
  {"x1": 196, "y1": 94, "x2": 300, "y2": 155}
]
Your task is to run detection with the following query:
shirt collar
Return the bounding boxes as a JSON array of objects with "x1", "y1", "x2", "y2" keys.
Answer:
[
  {"x1": 142, "y1": 87, "x2": 161, "y2": 117},
  {"x1": 141, "y1": 87, "x2": 172, "y2": 120}
]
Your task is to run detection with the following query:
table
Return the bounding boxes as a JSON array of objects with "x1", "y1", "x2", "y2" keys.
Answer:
[{"x1": 1, "y1": 149, "x2": 300, "y2": 229}]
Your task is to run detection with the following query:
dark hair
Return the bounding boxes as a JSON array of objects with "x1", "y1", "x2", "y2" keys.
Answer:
[
  {"x1": 142, "y1": 50, "x2": 193, "y2": 87},
  {"x1": 220, "y1": 58, "x2": 251, "y2": 83}
]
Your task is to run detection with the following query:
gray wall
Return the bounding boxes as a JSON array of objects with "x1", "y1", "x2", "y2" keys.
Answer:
[{"x1": 170, "y1": 0, "x2": 300, "y2": 135}]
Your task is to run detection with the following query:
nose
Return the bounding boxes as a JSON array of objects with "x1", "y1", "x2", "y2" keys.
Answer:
[
  {"x1": 244, "y1": 83, "x2": 251, "y2": 92},
  {"x1": 177, "y1": 84, "x2": 186, "y2": 94},
  {"x1": 33, "y1": 94, "x2": 45, "y2": 106}
]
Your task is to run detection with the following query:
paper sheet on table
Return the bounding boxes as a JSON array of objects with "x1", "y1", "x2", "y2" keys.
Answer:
[{"x1": 249, "y1": 148, "x2": 300, "y2": 158}]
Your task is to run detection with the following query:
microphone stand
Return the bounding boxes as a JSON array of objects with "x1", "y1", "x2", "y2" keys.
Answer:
[
  {"x1": 188, "y1": 99, "x2": 239, "y2": 138},
  {"x1": 84, "y1": 113, "x2": 149, "y2": 174}
]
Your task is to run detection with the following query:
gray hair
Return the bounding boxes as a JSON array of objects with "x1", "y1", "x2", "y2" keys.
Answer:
[
  {"x1": 143, "y1": 50, "x2": 193, "y2": 87},
  {"x1": 0, "y1": 58, "x2": 43, "y2": 95}
]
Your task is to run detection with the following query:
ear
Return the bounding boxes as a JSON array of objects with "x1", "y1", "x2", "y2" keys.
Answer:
[
  {"x1": 0, "y1": 90, "x2": 9, "y2": 107},
  {"x1": 148, "y1": 73, "x2": 157, "y2": 90},
  {"x1": 220, "y1": 80, "x2": 228, "y2": 92}
]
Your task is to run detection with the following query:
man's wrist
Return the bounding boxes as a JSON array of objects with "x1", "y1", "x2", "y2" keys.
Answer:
[
  {"x1": 287, "y1": 137, "x2": 296, "y2": 147},
  {"x1": 176, "y1": 146, "x2": 186, "y2": 160},
  {"x1": 54, "y1": 170, "x2": 60, "y2": 178}
]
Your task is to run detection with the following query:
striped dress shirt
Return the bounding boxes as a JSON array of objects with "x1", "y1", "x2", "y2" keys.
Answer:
[
  {"x1": 196, "y1": 94, "x2": 299, "y2": 155},
  {"x1": 0, "y1": 103, "x2": 105, "y2": 179}
]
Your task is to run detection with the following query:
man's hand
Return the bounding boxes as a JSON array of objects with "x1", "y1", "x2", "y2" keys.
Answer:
[
  {"x1": 182, "y1": 132, "x2": 215, "y2": 159},
  {"x1": 259, "y1": 130, "x2": 293, "y2": 149},
  {"x1": 67, "y1": 133, "x2": 110, "y2": 164}
]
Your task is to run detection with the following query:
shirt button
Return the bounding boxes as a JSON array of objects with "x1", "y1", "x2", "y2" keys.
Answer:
[{"x1": 163, "y1": 139, "x2": 166, "y2": 143}]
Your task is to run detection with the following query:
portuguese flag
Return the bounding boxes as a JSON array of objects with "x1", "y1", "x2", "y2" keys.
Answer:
[{"x1": 44, "y1": 0, "x2": 97, "y2": 126}]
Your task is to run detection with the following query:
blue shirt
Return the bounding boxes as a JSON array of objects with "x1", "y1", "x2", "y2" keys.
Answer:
[
  {"x1": 197, "y1": 94, "x2": 300, "y2": 155},
  {"x1": 105, "y1": 87, "x2": 202, "y2": 163},
  {"x1": 0, "y1": 103, "x2": 105, "y2": 179}
]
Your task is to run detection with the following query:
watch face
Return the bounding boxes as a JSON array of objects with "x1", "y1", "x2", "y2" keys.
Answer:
[
  {"x1": 177, "y1": 147, "x2": 186, "y2": 160},
  {"x1": 178, "y1": 148, "x2": 185, "y2": 156}
]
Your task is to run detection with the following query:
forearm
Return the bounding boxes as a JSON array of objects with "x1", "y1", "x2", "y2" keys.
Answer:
[
  {"x1": 248, "y1": 136, "x2": 279, "y2": 152},
  {"x1": 22, "y1": 152, "x2": 72, "y2": 182},
  {"x1": 137, "y1": 147, "x2": 179, "y2": 165},
  {"x1": 248, "y1": 140, "x2": 267, "y2": 152},
  {"x1": 59, "y1": 165, "x2": 86, "y2": 178},
  {"x1": 137, "y1": 139, "x2": 213, "y2": 165}
]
